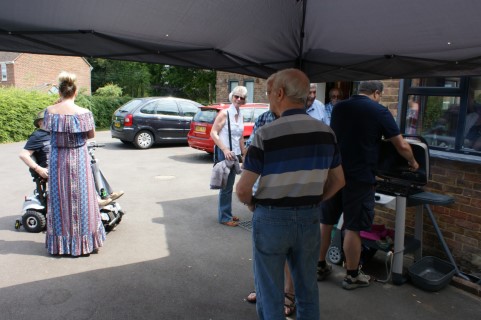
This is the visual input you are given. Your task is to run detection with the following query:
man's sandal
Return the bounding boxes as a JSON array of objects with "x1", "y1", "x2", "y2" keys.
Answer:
[
  {"x1": 232, "y1": 216, "x2": 240, "y2": 222},
  {"x1": 222, "y1": 221, "x2": 238, "y2": 227},
  {"x1": 284, "y1": 292, "x2": 296, "y2": 317}
]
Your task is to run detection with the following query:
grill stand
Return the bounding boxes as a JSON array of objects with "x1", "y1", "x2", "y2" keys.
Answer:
[
  {"x1": 388, "y1": 191, "x2": 468, "y2": 285},
  {"x1": 408, "y1": 192, "x2": 470, "y2": 282}
]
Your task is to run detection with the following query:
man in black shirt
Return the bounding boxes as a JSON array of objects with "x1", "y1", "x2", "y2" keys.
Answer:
[{"x1": 19, "y1": 110, "x2": 50, "y2": 180}]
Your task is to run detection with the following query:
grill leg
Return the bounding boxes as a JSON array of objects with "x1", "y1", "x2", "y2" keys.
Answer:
[
  {"x1": 392, "y1": 196, "x2": 407, "y2": 285},
  {"x1": 414, "y1": 205, "x2": 424, "y2": 261}
]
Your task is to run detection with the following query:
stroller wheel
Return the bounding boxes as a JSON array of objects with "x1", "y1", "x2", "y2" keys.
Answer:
[
  {"x1": 22, "y1": 210, "x2": 46, "y2": 233},
  {"x1": 14, "y1": 219, "x2": 22, "y2": 230},
  {"x1": 327, "y1": 246, "x2": 344, "y2": 265}
]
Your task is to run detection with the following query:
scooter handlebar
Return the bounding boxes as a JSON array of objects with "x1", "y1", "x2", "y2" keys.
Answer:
[{"x1": 87, "y1": 142, "x2": 106, "y2": 149}]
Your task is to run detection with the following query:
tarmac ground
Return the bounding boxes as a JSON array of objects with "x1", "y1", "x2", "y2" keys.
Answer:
[{"x1": 1, "y1": 131, "x2": 480, "y2": 320}]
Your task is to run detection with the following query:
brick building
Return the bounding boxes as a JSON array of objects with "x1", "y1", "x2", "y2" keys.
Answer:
[
  {"x1": 216, "y1": 71, "x2": 268, "y2": 103},
  {"x1": 217, "y1": 72, "x2": 481, "y2": 276},
  {"x1": 0, "y1": 52, "x2": 92, "y2": 94}
]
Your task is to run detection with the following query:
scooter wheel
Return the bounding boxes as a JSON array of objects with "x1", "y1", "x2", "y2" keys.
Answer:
[
  {"x1": 14, "y1": 219, "x2": 22, "y2": 230},
  {"x1": 327, "y1": 246, "x2": 344, "y2": 265},
  {"x1": 22, "y1": 210, "x2": 46, "y2": 233}
]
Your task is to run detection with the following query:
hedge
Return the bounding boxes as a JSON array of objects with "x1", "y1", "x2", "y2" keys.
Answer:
[{"x1": 0, "y1": 87, "x2": 131, "y2": 143}]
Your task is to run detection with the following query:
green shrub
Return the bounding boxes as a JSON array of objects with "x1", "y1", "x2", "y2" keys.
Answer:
[
  {"x1": 95, "y1": 83, "x2": 123, "y2": 97},
  {"x1": 0, "y1": 87, "x2": 131, "y2": 143},
  {"x1": 88, "y1": 95, "x2": 132, "y2": 129},
  {"x1": 0, "y1": 88, "x2": 57, "y2": 143}
]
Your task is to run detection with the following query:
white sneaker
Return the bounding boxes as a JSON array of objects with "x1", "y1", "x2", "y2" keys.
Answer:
[{"x1": 342, "y1": 269, "x2": 371, "y2": 290}]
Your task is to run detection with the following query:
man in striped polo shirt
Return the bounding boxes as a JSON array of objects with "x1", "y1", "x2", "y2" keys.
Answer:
[{"x1": 236, "y1": 68, "x2": 345, "y2": 320}]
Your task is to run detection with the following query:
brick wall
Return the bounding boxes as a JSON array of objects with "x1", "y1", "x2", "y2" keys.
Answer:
[
  {"x1": 381, "y1": 79, "x2": 401, "y2": 118},
  {"x1": 216, "y1": 71, "x2": 267, "y2": 103},
  {"x1": 0, "y1": 63, "x2": 15, "y2": 87},
  {"x1": 13, "y1": 54, "x2": 91, "y2": 94}
]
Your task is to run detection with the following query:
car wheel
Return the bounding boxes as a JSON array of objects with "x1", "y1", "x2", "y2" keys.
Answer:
[
  {"x1": 22, "y1": 210, "x2": 46, "y2": 233},
  {"x1": 134, "y1": 131, "x2": 154, "y2": 149}
]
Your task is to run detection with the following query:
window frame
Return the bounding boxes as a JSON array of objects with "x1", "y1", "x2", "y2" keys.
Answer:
[
  {"x1": 399, "y1": 77, "x2": 477, "y2": 155},
  {"x1": 1, "y1": 63, "x2": 7, "y2": 81},
  {"x1": 244, "y1": 80, "x2": 254, "y2": 103}
]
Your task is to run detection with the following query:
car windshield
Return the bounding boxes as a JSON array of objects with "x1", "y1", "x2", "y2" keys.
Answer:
[
  {"x1": 118, "y1": 99, "x2": 144, "y2": 112},
  {"x1": 193, "y1": 109, "x2": 219, "y2": 123}
]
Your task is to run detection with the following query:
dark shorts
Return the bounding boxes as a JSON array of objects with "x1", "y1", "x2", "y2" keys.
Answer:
[{"x1": 320, "y1": 181, "x2": 375, "y2": 232}]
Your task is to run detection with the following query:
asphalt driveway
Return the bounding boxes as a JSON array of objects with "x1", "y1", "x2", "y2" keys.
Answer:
[{"x1": 1, "y1": 131, "x2": 480, "y2": 320}]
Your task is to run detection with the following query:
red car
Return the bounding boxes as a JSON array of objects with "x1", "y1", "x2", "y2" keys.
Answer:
[{"x1": 187, "y1": 103, "x2": 269, "y2": 153}]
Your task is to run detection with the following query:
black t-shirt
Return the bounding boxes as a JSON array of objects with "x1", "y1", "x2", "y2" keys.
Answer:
[
  {"x1": 23, "y1": 129, "x2": 51, "y2": 168},
  {"x1": 331, "y1": 95, "x2": 400, "y2": 184}
]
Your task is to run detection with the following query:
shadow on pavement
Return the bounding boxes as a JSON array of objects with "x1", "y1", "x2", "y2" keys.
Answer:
[{"x1": 0, "y1": 194, "x2": 257, "y2": 320}]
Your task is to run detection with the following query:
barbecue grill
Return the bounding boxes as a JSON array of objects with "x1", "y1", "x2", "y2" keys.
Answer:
[
  {"x1": 376, "y1": 137, "x2": 430, "y2": 197},
  {"x1": 374, "y1": 136, "x2": 464, "y2": 285}
]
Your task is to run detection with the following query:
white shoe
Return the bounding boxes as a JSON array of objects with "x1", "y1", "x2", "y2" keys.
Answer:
[{"x1": 110, "y1": 191, "x2": 124, "y2": 201}]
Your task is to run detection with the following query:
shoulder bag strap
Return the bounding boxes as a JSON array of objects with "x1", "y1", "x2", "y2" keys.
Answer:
[{"x1": 227, "y1": 110, "x2": 232, "y2": 151}]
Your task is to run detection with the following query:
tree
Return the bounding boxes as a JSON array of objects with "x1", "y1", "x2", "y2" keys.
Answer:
[
  {"x1": 88, "y1": 59, "x2": 216, "y2": 104},
  {"x1": 88, "y1": 59, "x2": 151, "y2": 97},
  {"x1": 149, "y1": 65, "x2": 215, "y2": 104}
]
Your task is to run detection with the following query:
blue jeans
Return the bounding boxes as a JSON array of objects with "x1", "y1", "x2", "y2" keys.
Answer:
[
  {"x1": 218, "y1": 167, "x2": 236, "y2": 223},
  {"x1": 215, "y1": 146, "x2": 238, "y2": 223},
  {"x1": 253, "y1": 204, "x2": 321, "y2": 320}
]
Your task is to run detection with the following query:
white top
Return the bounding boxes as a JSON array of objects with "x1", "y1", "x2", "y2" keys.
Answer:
[
  {"x1": 306, "y1": 99, "x2": 328, "y2": 125},
  {"x1": 219, "y1": 104, "x2": 244, "y2": 155}
]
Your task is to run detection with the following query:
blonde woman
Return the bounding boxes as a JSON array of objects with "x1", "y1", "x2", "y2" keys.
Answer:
[{"x1": 44, "y1": 72, "x2": 105, "y2": 256}]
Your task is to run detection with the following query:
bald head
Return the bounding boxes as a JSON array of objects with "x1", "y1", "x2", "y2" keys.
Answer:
[{"x1": 266, "y1": 68, "x2": 310, "y2": 116}]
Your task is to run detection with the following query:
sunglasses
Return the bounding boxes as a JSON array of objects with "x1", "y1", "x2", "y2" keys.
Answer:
[{"x1": 234, "y1": 95, "x2": 246, "y2": 101}]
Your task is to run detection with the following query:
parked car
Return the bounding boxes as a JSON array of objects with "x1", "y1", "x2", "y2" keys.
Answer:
[
  {"x1": 187, "y1": 103, "x2": 269, "y2": 153},
  {"x1": 111, "y1": 97, "x2": 203, "y2": 149}
]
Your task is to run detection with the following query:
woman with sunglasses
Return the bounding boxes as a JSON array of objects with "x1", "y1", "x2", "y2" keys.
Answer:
[{"x1": 210, "y1": 86, "x2": 248, "y2": 226}]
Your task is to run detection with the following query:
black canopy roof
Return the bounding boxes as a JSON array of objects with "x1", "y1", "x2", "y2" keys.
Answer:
[{"x1": 2, "y1": 0, "x2": 481, "y2": 81}]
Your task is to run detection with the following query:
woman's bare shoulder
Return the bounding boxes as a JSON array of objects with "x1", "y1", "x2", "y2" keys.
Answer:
[{"x1": 75, "y1": 106, "x2": 91, "y2": 114}]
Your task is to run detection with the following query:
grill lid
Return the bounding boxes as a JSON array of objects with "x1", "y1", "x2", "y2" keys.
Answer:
[{"x1": 377, "y1": 136, "x2": 430, "y2": 186}]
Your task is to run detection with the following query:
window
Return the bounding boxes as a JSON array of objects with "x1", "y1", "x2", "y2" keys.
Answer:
[
  {"x1": 1, "y1": 63, "x2": 6, "y2": 81},
  {"x1": 244, "y1": 80, "x2": 254, "y2": 103},
  {"x1": 178, "y1": 101, "x2": 200, "y2": 117},
  {"x1": 140, "y1": 101, "x2": 157, "y2": 114},
  {"x1": 120, "y1": 99, "x2": 144, "y2": 112},
  {"x1": 229, "y1": 81, "x2": 239, "y2": 95},
  {"x1": 193, "y1": 109, "x2": 218, "y2": 123},
  {"x1": 405, "y1": 95, "x2": 460, "y2": 149},
  {"x1": 240, "y1": 108, "x2": 254, "y2": 123},
  {"x1": 48, "y1": 86, "x2": 59, "y2": 95},
  {"x1": 155, "y1": 100, "x2": 180, "y2": 116},
  {"x1": 401, "y1": 77, "x2": 481, "y2": 155},
  {"x1": 410, "y1": 77, "x2": 460, "y2": 88},
  {"x1": 253, "y1": 107, "x2": 268, "y2": 120}
]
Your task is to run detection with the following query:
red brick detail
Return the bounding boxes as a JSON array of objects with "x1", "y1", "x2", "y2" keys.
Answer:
[{"x1": 11, "y1": 53, "x2": 91, "y2": 94}]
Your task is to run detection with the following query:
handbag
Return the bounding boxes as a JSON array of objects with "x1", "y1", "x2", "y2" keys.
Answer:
[{"x1": 213, "y1": 110, "x2": 233, "y2": 165}]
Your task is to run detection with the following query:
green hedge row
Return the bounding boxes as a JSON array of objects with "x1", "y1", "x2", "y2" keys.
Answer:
[{"x1": 0, "y1": 87, "x2": 131, "y2": 143}]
